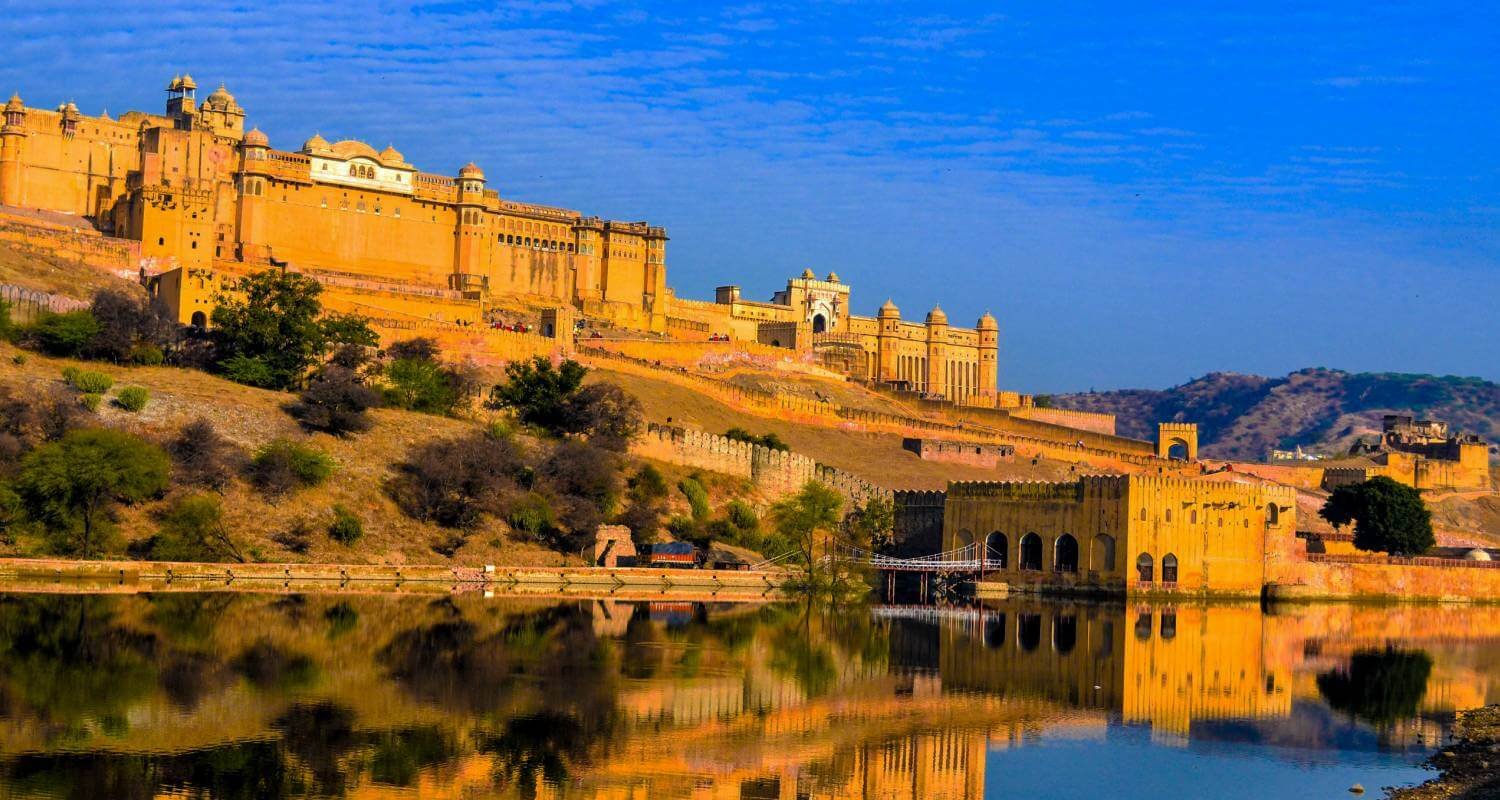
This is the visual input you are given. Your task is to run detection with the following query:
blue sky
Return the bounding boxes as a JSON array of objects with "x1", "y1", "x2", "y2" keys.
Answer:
[{"x1": 5, "y1": 1, "x2": 1497, "y2": 391}]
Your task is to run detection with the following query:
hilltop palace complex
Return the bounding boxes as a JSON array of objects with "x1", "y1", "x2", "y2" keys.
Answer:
[
  {"x1": 0, "y1": 77, "x2": 1003, "y2": 407},
  {"x1": 2, "y1": 77, "x2": 1493, "y2": 600}
]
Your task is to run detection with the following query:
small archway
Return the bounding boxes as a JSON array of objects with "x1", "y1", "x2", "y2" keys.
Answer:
[
  {"x1": 1017, "y1": 614, "x2": 1041, "y2": 652},
  {"x1": 190, "y1": 310, "x2": 207, "y2": 328},
  {"x1": 1019, "y1": 533, "x2": 1043, "y2": 571},
  {"x1": 1162, "y1": 553, "x2": 1179, "y2": 583},
  {"x1": 1053, "y1": 615, "x2": 1077, "y2": 654},
  {"x1": 1166, "y1": 439, "x2": 1190, "y2": 460},
  {"x1": 1092, "y1": 534, "x2": 1117, "y2": 572},
  {"x1": 1136, "y1": 553, "x2": 1154, "y2": 583},
  {"x1": 1054, "y1": 534, "x2": 1079, "y2": 573},
  {"x1": 1267, "y1": 504, "x2": 1281, "y2": 526},
  {"x1": 811, "y1": 313, "x2": 828, "y2": 334},
  {"x1": 985, "y1": 532, "x2": 1007, "y2": 569}
]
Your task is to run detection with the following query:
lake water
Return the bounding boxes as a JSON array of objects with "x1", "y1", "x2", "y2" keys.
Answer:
[{"x1": 0, "y1": 591, "x2": 1491, "y2": 799}]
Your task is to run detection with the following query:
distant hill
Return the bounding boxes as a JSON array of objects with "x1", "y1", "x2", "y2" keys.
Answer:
[{"x1": 1047, "y1": 369, "x2": 1500, "y2": 461}]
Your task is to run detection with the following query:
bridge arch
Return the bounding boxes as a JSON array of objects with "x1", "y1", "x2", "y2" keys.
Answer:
[
  {"x1": 1019, "y1": 533, "x2": 1043, "y2": 571},
  {"x1": 984, "y1": 532, "x2": 1007, "y2": 569},
  {"x1": 1092, "y1": 533, "x2": 1116, "y2": 572},
  {"x1": 1054, "y1": 534, "x2": 1079, "y2": 573}
]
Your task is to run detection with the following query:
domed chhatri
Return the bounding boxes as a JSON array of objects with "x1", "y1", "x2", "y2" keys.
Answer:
[
  {"x1": 458, "y1": 161, "x2": 485, "y2": 180},
  {"x1": 207, "y1": 83, "x2": 234, "y2": 104},
  {"x1": 977, "y1": 311, "x2": 998, "y2": 330},
  {"x1": 826, "y1": 271, "x2": 841, "y2": 283},
  {"x1": 925, "y1": 305, "x2": 948, "y2": 325},
  {"x1": 300, "y1": 132, "x2": 330, "y2": 153},
  {"x1": 878, "y1": 298, "x2": 900, "y2": 317},
  {"x1": 378, "y1": 144, "x2": 407, "y2": 166},
  {"x1": 800, "y1": 267, "x2": 816, "y2": 279},
  {"x1": 242, "y1": 127, "x2": 269, "y2": 148}
]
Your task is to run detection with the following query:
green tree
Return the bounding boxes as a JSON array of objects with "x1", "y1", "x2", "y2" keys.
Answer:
[
  {"x1": 769, "y1": 482, "x2": 843, "y2": 590},
  {"x1": 844, "y1": 496, "x2": 895, "y2": 554},
  {"x1": 1319, "y1": 476, "x2": 1434, "y2": 556},
  {"x1": 16, "y1": 429, "x2": 170, "y2": 556},
  {"x1": 210, "y1": 270, "x2": 374, "y2": 390},
  {"x1": 486, "y1": 357, "x2": 588, "y2": 430},
  {"x1": 152, "y1": 493, "x2": 244, "y2": 562},
  {"x1": 327, "y1": 505, "x2": 364, "y2": 545}
]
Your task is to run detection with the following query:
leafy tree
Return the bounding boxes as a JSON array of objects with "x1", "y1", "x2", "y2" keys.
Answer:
[
  {"x1": 387, "y1": 430, "x2": 524, "y2": 529},
  {"x1": 30, "y1": 310, "x2": 102, "y2": 357},
  {"x1": 769, "y1": 482, "x2": 843, "y2": 589},
  {"x1": 507, "y1": 492, "x2": 557, "y2": 541},
  {"x1": 87, "y1": 289, "x2": 171, "y2": 363},
  {"x1": 16, "y1": 428, "x2": 170, "y2": 556},
  {"x1": 151, "y1": 493, "x2": 245, "y2": 562},
  {"x1": 617, "y1": 464, "x2": 668, "y2": 545},
  {"x1": 537, "y1": 440, "x2": 622, "y2": 543},
  {"x1": 381, "y1": 338, "x2": 481, "y2": 416},
  {"x1": 166, "y1": 419, "x2": 246, "y2": 491},
  {"x1": 724, "y1": 427, "x2": 789, "y2": 451},
  {"x1": 246, "y1": 439, "x2": 334, "y2": 499},
  {"x1": 1319, "y1": 476, "x2": 1434, "y2": 556},
  {"x1": 562, "y1": 383, "x2": 642, "y2": 451},
  {"x1": 486, "y1": 357, "x2": 588, "y2": 430},
  {"x1": 844, "y1": 496, "x2": 895, "y2": 554},
  {"x1": 0, "y1": 386, "x2": 89, "y2": 466},
  {"x1": 289, "y1": 365, "x2": 380, "y2": 435},
  {"x1": 210, "y1": 270, "x2": 373, "y2": 390}
]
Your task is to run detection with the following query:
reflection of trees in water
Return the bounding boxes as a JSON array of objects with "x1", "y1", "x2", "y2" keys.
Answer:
[
  {"x1": 479, "y1": 712, "x2": 588, "y2": 800},
  {"x1": 232, "y1": 639, "x2": 318, "y2": 691},
  {"x1": 1316, "y1": 647, "x2": 1434, "y2": 726},
  {"x1": 0, "y1": 595, "x2": 158, "y2": 733}
]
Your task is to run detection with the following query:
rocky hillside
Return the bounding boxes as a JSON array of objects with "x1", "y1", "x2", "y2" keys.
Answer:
[{"x1": 1049, "y1": 368, "x2": 1500, "y2": 462}]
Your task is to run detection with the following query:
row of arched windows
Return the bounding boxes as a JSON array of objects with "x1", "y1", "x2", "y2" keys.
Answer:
[
  {"x1": 348, "y1": 163, "x2": 376, "y2": 180},
  {"x1": 1135, "y1": 552, "x2": 1178, "y2": 583},
  {"x1": 982, "y1": 613, "x2": 1079, "y2": 654},
  {"x1": 978, "y1": 531, "x2": 1115, "y2": 574}
]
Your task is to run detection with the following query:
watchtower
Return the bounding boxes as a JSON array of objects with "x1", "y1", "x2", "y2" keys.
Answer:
[{"x1": 1157, "y1": 422, "x2": 1198, "y2": 461}]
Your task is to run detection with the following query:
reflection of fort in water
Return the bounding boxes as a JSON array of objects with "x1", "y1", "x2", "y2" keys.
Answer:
[{"x1": 0, "y1": 594, "x2": 1496, "y2": 800}]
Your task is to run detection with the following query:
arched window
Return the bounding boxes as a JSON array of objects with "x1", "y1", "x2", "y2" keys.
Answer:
[
  {"x1": 190, "y1": 311, "x2": 207, "y2": 328},
  {"x1": 1267, "y1": 504, "x2": 1280, "y2": 525},
  {"x1": 983, "y1": 614, "x2": 1006, "y2": 649},
  {"x1": 1054, "y1": 534, "x2": 1079, "y2": 573},
  {"x1": 1053, "y1": 615, "x2": 1077, "y2": 654},
  {"x1": 1165, "y1": 508, "x2": 1172, "y2": 522},
  {"x1": 1136, "y1": 553, "x2": 1154, "y2": 582},
  {"x1": 1092, "y1": 533, "x2": 1117, "y2": 572},
  {"x1": 1190, "y1": 509, "x2": 1197, "y2": 524},
  {"x1": 1162, "y1": 553, "x2": 1179, "y2": 583},
  {"x1": 1017, "y1": 614, "x2": 1041, "y2": 652},
  {"x1": 1161, "y1": 612, "x2": 1177, "y2": 640},
  {"x1": 1140, "y1": 508, "x2": 1147, "y2": 521},
  {"x1": 1019, "y1": 533, "x2": 1043, "y2": 571},
  {"x1": 985, "y1": 532, "x2": 1007, "y2": 569}
]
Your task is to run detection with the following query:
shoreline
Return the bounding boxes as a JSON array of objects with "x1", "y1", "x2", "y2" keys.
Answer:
[
  {"x1": 1387, "y1": 705, "x2": 1499, "y2": 799},
  {"x1": 0, "y1": 557, "x2": 789, "y2": 601}
]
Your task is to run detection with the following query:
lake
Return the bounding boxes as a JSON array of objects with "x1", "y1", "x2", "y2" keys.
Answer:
[{"x1": 0, "y1": 591, "x2": 1491, "y2": 799}]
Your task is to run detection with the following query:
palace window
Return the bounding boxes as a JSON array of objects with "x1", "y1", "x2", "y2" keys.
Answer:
[{"x1": 1162, "y1": 553, "x2": 1179, "y2": 583}]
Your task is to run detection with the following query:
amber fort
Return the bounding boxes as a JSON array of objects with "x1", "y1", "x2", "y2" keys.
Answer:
[{"x1": 0, "y1": 75, "x2": 1493, "y2": 601}]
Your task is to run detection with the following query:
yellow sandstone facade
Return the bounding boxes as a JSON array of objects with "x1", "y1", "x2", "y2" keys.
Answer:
[{"x1": 0, "y1": 76, "x2": 1021, "y2": 406}]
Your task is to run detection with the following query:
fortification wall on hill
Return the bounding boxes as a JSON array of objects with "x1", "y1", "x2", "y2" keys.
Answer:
[
  {"x1": 0, "y1": 214, "x2": 141, "y2": 277},
  {"x1": 1271, "y1": 553, "x2": 1500, "y2": 602},
  {"x1": 0, "y1": 284, "x2": 88, "y2": 324},
  {"x1": 1009, "y1": 406, "x2": 1117, "y2": 435},
  {"x1": 632, "y1": 423, "x2": 890, "y2": 507}
]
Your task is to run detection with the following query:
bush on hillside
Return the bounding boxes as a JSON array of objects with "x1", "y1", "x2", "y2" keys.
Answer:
[
  {"x1": 327, "y1": 505, "x2": 364, "y2": 545},
  {"x1": 388, "y1": 430, "x2": 525, "y2": 529},
  {"x1": 129, "y1": 343, "x2": 165, "y2": 366},
  {"x1": 617, "y1": 464, "x2": 669, "y2": 545},
  {"x1": 678, "y1": 477, "x2": 711, "y2": 522},
  {"x1": 15, "y1": 428, "x2": 171, "y2": 557},
  {"x1": 379, "y1": 337, "x2": 482, "y2": 417},
  {"x1": 80, "y1": 393, "x2": 102, "y2": 413},
  {"x1": 246, "y1": 439, "x2": 334, "y2": 498},
  {"x1": 65, "y1": 368, "x2": 114, "y2": 394},
  {"x1": 114, "y1": 386, "x2": 150, "y2": 412},
  {"x1": 166, "y1": 419, "x2": 247, "y2": 491},
  {"x1": 506, "y1": 491, "x2": 557, "y2": 541},
  {"x1": 30, "y1": 310, "x2": 102, "y2": 357},
  {"x1": 724, "y1": 427, "x2": 789, "y2": 452},
  {"x1": 288, "y1": 365, "x2": 380, "y2": 435},
  {"x1": 0, "y1": 385, "x2": 90, "y2": 463},
  {"x1": 1319, "y1": 476, "x2": 1434, "y2": 556},
  {"x1": 562, "y1": 383, "x2": 642, "y2": 451}
]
